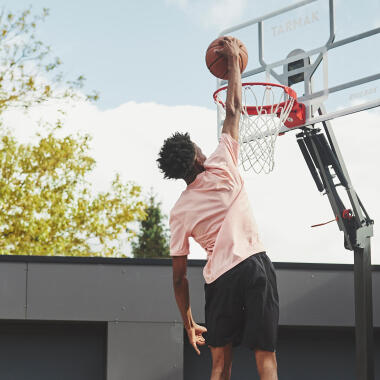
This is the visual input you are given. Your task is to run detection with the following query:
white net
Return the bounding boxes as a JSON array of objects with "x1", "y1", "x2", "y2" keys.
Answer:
[{"x1": 216, "y1": 84, "x2": 295, "y2": 174}]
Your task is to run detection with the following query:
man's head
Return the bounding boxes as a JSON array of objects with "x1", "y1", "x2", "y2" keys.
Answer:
[{"x1": 157, "y1": 132, "x2": 206, "y2": 181}]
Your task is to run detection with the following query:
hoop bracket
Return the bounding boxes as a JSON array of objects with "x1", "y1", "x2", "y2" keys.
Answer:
[{"x1": 245, "y1": 101, "x2": 305, "y2": 128}]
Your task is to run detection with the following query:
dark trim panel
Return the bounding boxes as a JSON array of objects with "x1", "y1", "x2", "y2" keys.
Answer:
[
  {"x1": 0, "y1": 254, "x2": 378, "y2": 271},
  {"x1": 0, "y1": 319, "x2": 108, "y2": 325}
]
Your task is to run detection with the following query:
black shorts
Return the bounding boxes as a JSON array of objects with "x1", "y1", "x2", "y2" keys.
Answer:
[{"x1": 204, "y1": 252, "x2": 279, "y2": 351}]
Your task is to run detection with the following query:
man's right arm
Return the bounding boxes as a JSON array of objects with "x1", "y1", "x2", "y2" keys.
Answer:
[
  {"x1": 218, "y1": 37, "x2": 242, "y2": 142},
  {"x1": 172, "y1": 256, "x2": 207, "y2": 355}
]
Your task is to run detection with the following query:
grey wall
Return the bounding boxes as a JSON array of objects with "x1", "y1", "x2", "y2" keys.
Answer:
[
  {"x1": 0, "y1": 320, "x2": 106, "y2": 380},
  {"x1": 1, "y1": 257, "x2": 379, "y2": 327},
  {"x1": 278, "y1": 268, "x2": 357, "y2": 326},
  {"x1": 0, "y1": 256, "x2": 379, "y2": 380},
  {"x1": 0, "y1": 262, "x2": 27, "y2": 319},
  {"x1": 107, "y1": 322, "x2": 183, "y2": 380}
]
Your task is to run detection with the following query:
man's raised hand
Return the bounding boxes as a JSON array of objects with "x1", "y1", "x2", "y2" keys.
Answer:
[{"x1": 215, "y1": 36, "x2": 241, "y2": 59}]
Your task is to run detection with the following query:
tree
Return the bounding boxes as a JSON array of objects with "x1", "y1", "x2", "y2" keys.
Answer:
[
  {"x1": 0, "y1": 8, "x2": 146, "y2": 256},
  {"x1": 132, "y1": 194, "x2": 170, "y2": 258},
  {"x1": 0, "y1": 130, "x2": 146, "y2": 256},
  {"x1": 0, "y1": 7, "x2": 97, "y2": 114}
]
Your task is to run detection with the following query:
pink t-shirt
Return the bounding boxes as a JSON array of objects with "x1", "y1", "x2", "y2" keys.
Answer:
[{"x1": 169, "y1": 133, "x2": 265, "y2": 284}]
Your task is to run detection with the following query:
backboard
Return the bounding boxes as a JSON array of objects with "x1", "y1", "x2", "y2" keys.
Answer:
[{"x1": 215, "y1": 0, "x2": 380, "y2": 137}]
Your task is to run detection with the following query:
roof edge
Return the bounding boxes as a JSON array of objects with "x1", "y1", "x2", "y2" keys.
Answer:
[{"x1": 0, "y1": 254, "x2": 379, "y2": 271}]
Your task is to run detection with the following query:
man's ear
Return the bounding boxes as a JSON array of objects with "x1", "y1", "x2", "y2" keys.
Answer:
[
  {"x1": 194, "y1": 152, "x2": 205, "y2": 169},
  {"x1": 194, "y1": 152, "x2": 200, "y2": 165},
  {"x1": 192, "y1": 146, "x2": 198, "y2": 164}
]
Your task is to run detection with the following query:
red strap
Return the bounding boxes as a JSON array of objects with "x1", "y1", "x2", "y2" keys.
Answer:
[{"x1": 311, "y1": 217, "x2": 338, "y2": 228}]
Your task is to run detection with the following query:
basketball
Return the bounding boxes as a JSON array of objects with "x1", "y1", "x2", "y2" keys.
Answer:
[{"x1": 205, "y1": 37, "x2": 248, "y2": 80}]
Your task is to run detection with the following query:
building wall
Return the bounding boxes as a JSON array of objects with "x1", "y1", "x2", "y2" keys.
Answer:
[
  {"x1": 0, "y1": 320, "x2": 106, "y2": 380},
  {"x1": 107, "y1": 321, "x2": 183, "y2": 380},
  {"x1": 0, "y1": 256, "x2": 379, "y2": 380}
]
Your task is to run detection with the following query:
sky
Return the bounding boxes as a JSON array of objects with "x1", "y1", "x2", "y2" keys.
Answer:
[{"x1": 2, "y1": 0, "x2": 380, "y2": 264}]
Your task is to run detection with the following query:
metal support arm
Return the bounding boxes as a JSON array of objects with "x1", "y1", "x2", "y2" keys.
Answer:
[{"x1": 296, "y1": 116, "x2": 375, "y2": 380}]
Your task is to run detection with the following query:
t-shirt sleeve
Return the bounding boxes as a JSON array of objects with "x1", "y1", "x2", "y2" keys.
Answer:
[
  {"x1": 220, "y1": 133, "x2": 239, "y2": 166},
  {"x1": 204, "y1": 133, "x2": 240, "y2": 180},
  {"x1": 169, "y1": 213, "x2": 190, "y2": 256}
]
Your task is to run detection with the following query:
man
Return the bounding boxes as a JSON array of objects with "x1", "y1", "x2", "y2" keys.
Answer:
[{"x1": 157, "y1": 36, "x2": 279, "y2": 380}]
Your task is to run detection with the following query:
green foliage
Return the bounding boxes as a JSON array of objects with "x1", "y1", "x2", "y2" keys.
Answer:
[
  {"x1": 0, "y1": 129, "x2": 146, "y2": 256},
  {"x1": 132, "y1": 194, "x2": 170, "y2": 258},
  {"x1": 0, "y1": 8, "x2": 145, "y2": 256},
  {"x1": 0, "y1": 7, "x2": 98, "y2": 114}
]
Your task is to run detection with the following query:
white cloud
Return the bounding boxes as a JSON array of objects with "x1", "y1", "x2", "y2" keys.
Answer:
[
  {"x1": 166, "y1": 0, "x2": 248, "y2": 30},
  {"x1": 2, "y1": 100, "x2": 380, "y2": 264},
  {"x1": 207, "y1": 0, "x2": 248, "y2": 30}
]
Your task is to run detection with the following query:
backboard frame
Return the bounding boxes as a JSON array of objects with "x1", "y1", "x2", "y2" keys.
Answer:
[{"x1": 216, "y1": 0, "x2": 380, "y2": 136}]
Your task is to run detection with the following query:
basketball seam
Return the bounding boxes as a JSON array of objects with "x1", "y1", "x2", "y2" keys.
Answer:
[{"x1": 207, "y1": 54, "x2": 224, "y2": 71}]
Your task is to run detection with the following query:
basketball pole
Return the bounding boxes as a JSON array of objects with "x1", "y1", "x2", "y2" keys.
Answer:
[
  {"x1": 319, "y1": 111, "x2": 375, "y2": 380},
  {"x1": 296, "y1": 113, "x2": 375, "y2": 380},
  {"x1": 354, "y1": 240, "x2": 374, "y2": 380}
]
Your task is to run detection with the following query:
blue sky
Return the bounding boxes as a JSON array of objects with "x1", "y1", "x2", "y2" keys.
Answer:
[
  {"x1": 3, "y1": 0, "x2": 220, "y2": 108},
  {"x1": 3, "y1": 0, "x2": 379, "y2": 109},
  {"x1": 2, "y1": 0, "x2": 380, "y2": 263}
]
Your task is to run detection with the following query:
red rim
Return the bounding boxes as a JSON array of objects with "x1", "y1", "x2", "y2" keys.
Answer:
[
  {"x1": 213, "y1": 82, "x2": 305, "y2": 128},
  {"x1": 213, "y1": 82, "x2": 298, "y2": 108}
]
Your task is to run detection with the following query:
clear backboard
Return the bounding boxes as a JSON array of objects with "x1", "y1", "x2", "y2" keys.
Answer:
[{"x1": 216, "y1": 0, "x2": 380, "y2": 136}]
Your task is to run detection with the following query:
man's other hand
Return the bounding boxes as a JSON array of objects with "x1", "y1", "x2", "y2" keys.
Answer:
[{"x1": 186, "y1": 323, "x2": 207, "y2": 355}]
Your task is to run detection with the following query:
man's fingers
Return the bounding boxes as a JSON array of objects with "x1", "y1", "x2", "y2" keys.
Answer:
[
  {"x1": 192, "y1": 342, "x2": 201, "y2": 355},
  {"x1": 195, "y1": 334, "x2": 206, "y2": 347},
  {"x1": 191, "y1": 337, "x2": 203, "y2": 354},
  {"x1": 187, "y1": 324, "x2": 207, "y2": 354}
]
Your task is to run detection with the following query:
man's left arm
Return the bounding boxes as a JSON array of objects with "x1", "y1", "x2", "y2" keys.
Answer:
[{"x1": 172, "y1": 256, "x2": 207, "y2": 355}]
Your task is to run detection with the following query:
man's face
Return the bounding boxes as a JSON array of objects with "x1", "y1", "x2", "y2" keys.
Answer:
[{"x1": 193, "y1": 143, "x2": 207, "y2": 166}]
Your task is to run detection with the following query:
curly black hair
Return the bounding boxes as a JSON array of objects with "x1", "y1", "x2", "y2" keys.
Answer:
[{"x1": 157, "y1": 132, "x2": 196, "y2": 179}]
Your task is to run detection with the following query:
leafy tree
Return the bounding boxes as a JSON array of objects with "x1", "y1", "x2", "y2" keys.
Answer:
[
  {"x1": 132, "y1": 194, "x2": 170, "y2": 258},
  {"x1": 0, "y1": 8, "x2": 145, "y2": 256},
  {"x1": 0, "y1": 7, "x2": 97, "y2": 113},
  {"x1": 0, "y1": 130, "x2": 146, "y2": 256}
]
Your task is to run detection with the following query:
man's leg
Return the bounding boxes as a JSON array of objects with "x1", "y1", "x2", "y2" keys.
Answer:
[
  {"x1": 255, "y1": 349, "x2": 278, "y2": 380},
  {"x1": 209, "y1": 343, "x2": 233, "y2": 380}
]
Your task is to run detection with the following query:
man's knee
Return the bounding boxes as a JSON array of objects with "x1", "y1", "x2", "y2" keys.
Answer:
[
  {"x1": 211, "y1": 365, "x2": 231, "y2": 380},
  {"x1": 210, "y1": 345, "x2": 233, "y2": 379},
  {"x1": 255, "y1": 349, "x2": 277, "y2": 374},
  {"x1": 211, "y1": 355, "x2": 225, "y2": 372},
  {"x1": 211, "y1": 361, "x2": 231, "y2": 380},
  {"x1": 211, "y1": 352, "x2": 230, "y2": 372}
]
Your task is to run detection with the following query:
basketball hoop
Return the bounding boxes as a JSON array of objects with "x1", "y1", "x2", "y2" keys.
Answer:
[{"x1": 213, "y1": 82, "x2": 305, "y2": 174}]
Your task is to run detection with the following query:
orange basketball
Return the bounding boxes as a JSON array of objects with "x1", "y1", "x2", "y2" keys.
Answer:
[{"x1": 205, "y1": 37, "x2": 248, "y2": 80}]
